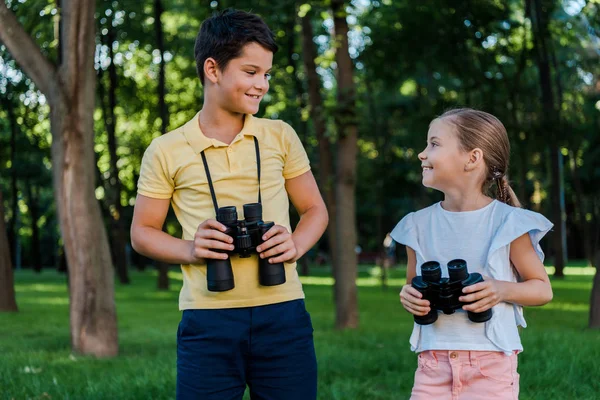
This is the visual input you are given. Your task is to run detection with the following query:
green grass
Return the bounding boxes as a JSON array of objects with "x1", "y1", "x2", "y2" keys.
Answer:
[{"x1": 1, "y1": 265, "x2": 599, "y2": 400}]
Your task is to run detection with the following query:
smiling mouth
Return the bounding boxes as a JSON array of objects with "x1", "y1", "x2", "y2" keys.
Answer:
[
  {"x1": 246, "y1": 94, "x2": 261, "y2": 99},
  {"x1": 422, "y1": 166, "x2": 433, "y2": 171}
]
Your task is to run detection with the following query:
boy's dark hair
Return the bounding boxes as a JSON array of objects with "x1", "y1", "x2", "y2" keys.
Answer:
[{"x1": 194, "y1": 9, "x2": 278, "y2": 85}]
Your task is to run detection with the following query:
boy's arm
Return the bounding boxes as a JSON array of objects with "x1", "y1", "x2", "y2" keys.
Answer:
[
  {"x1": 285, "y1": 170, "x2": 328, "y2": 261},
  {"x1": 258, "y1": 171, "x2": 328, "y2": 263},
  {"x1": 131, "y1": 194, "x2": 195, "y2": 264},
  {"x1": 131, "y1": 194, "x2": 233, "y2": 265}
]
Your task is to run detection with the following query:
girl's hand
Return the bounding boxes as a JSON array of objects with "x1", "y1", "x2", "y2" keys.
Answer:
[
  {"x1": 399, "y1": 284, "x2": 431, "y2": 316},
  {"x1": 460, "y1": 278, "x2": 506, "y2": 313},
  {"x1": 256, "y1": 225, "x2": 298, "y2": 264}
]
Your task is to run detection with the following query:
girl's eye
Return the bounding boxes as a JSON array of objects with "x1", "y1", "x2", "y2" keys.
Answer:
[
  {"x1": 265, "y1": 73, "x2": 271, "y2": 80},
  {"x1": 431, "y1": 142, "x2": 438, "y2": 147},
  {"x1": 246, "y1": 71, "x2": 256, "y2": 76}
]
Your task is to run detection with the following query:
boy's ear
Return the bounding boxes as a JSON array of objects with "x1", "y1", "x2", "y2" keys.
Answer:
[
  {"x1": 465, "y1": 148, "x2": 484, "y2": 171},
  {"x1": 204, "y1": 57, "x2": 220, "y2": 84}
]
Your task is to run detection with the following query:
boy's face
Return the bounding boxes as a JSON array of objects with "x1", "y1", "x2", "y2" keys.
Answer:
[
  {"x1": 418, "y1": 119, "x2": 471, "y2": 192},
  {"x1": 214, "y1": 42, "x2": 273, "y2": 115}
]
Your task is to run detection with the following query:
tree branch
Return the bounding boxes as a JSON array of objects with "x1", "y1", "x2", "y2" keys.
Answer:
[
  {"x1": 60, "y1": 0, "x2": 96, "y2": 102},
  {"x1": 0, "y1": 1, "x2": 62, "y2": 105}
]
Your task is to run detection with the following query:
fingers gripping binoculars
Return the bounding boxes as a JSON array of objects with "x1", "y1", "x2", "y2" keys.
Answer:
[
  {"x1": 411, "y1": 259, "x2": 493, "y2": 325},
  {"x1": 207, "y1": 202, "x2": 286, "y2": 292}
]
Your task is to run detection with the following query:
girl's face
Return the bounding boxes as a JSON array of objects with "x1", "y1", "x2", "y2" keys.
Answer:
[
  {"x1": 214, "y1": 42, "x2": 273, "y2": 115},
  {"x1": 417, "y1": 119, "x2": 472, "y2": 192}
]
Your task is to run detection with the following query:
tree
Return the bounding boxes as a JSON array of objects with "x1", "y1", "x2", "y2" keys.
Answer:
[
  {"x1": 0, "y1": 188, "x2": 18, "y2": 312},
  {"x1": 590, "y1": 249, "x2": 600, "y2": 328},
  {"x1": 300, "y1": 6, "x2": 337, "y2": 278},
  {"x1": 331, "y1": 0, "x2": 359, "y2": 329},
  {"x1": 0, "y1": 0, "x2": 118, "y2": 356},
  {"x1": 97, "y1": 22, "x2": 130, "y2": 285},
  {"x1": 154, "y1": 0, "x2": 170, "y2": 291},
  {"x1": 0, "y1": 84, "x2": 20, "y2": 267},
  {"x1": 527, "y1": 0, "x2": 567, "y2": 277}
]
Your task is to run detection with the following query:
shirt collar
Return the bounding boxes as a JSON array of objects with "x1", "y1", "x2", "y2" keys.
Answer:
[{"x1": 182, "y1": 111, "x2": 257, "y2": 154}]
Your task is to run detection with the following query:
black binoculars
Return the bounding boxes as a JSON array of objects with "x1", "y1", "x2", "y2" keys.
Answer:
[
  {"x1": 207, "y1": 203, "x2": 286, "y2": 292},
  {"x1": 411, "y1": 259, "x2": 493, "y2": 325}
]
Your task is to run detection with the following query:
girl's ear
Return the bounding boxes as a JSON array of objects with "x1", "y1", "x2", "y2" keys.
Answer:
[
  {"x1": 204, "y1": 57, "x2": 220, "y2": 84},
  {"x1": 465, "y1": 148, "x2": 484, "y2": 171}
]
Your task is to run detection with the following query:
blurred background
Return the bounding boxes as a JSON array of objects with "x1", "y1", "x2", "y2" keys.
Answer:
[{"x1": 1, "y1": 0, "x2": 599, "y2": 399}]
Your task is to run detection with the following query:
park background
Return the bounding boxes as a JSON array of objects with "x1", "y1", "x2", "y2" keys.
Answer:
[{"x1": 0, "y1": 0, "x2": 599, "y2": 399}]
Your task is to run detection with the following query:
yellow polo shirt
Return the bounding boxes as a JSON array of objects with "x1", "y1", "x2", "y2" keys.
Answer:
[{"x1": 137, "y1": 111, "x2": 311, "y2": 309}]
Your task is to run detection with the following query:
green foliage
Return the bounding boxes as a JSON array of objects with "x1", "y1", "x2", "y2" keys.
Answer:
[{"x1": 1, "y1": 0, "x2": 599, "y2": 260}]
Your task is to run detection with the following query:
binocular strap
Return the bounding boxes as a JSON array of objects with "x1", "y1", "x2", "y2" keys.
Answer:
[{"x1": 200, "y1": 136, "x2": 262, "y2": 215}]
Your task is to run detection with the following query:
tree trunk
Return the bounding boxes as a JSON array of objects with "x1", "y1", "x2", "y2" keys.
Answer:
[
  {"x1": 0, "y1": 0, "x2": 118, "y2": 356},
  {"x1": 287, "y1": 7, "x2": 307, "y2": 144},
  {"x1": 102, "y1": 26, "x2": 130, "y2": 285},
  {"x1": 3, "y1": 91, "x2": 19, "y2": 267},
  {"x1": 568, "y1": 150, "x2": 593, "y2": 264},
  {"x1": 0, "y1": 189, "x2": 18, "y2": 312},
  {"x1": 288, "y1": 7, "x2": 310, "y2": 277},
  {"x1": 331, "y1": 0, "x2": 359, "y2": 329},
  {"x1": 506, "y1": 32, "x2": 529, "y2": 208},
  {"x1": 25, "y1": 182, "x2": 42, "y2": 273},
  {"x1": 589, "y1": 250, "x2": 600, "y2": 329},
  {"x1": 300, "y1": 10, "x2": 337, "y2": 276},
  {"x1": 549, "y1": 146, "x2": 566, "y2": 276},
  {"x1": 130, "y1": 172, "x2": 147, "y2": 272},
  {"x1": 528, "y1": 0, "x2": 566, "y2": 276},
  {"x1": 155, "y1": 0, "x2": 170, "y2": 291},
  {"x1": 155, "y1": 0, "x2": 169, "y2": 135}
]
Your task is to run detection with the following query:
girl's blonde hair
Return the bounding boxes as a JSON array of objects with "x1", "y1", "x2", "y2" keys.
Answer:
[{"x1": 436, "y1": 108, "x2": 521, "y2": 207}]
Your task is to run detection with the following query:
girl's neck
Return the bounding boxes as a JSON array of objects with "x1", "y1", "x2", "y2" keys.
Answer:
[
  {"x1": 441, "y1": 191, "x2": 494, "y2": 212},
  {"x1": 198, "y1": 102, "x2": 245, "y2": 145}
]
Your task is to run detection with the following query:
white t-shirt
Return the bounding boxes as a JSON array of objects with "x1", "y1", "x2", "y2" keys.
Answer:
[{"x1": 391, "y1": 200, "x2": 553, "y2": 354}]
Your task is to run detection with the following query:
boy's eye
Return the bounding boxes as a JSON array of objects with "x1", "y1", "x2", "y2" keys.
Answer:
[
  {"x1": 246, "y1": 71, "x2": 271, "y2": 80},
  {"x1": 430, "y1": 142, "x2": 438, "y2": 147}
]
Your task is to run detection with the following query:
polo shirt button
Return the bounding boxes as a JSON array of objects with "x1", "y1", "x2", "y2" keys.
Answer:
[
  {"x1": 227, "y1": 148, "x2": 232, "y2": 153},
  {"x1": 450, "y1": 352, "x2": 458, "y2": 359}
]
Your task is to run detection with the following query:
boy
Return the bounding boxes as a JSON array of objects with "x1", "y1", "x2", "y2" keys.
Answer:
[{"x1": 130, "y1": 9, "x2": 328, "y2": 400}]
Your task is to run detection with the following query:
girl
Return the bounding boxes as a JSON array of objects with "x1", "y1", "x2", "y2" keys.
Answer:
[{"x1": 392, "y1": 108, "x2": 554, "y2": 400}]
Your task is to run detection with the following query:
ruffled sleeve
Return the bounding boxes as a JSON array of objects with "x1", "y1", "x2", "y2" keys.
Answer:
[
  {"x1": 391, "y1": 212, "x2": 424, "y2": 352},
  {"x1": 390, "y1": 212, "x2": 423, "y2": 257},
  {"x1": 485, "y1": 207, "x2": 553, "y2": 350},
  {"x1": 488, "y1": 207, "x2": 554, "y2": 264}
]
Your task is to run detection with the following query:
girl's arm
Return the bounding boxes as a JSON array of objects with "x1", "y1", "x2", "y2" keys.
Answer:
[
  {"x1": 460, "y1": 233, "x2": 553, "y2": 312},
  {"x1": 406, "y1": 246, "x2": 417, "y2": 283},
  {"x1": 400, "y1": 246, "x2": 431, "y2": 316},
  {"x1": 500, "y1": 232, "x2": 553, "y2": 306}
]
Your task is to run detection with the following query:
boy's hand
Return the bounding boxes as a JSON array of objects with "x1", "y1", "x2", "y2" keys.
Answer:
[
  {"x1": 256, "y1": 225, "x2": 298, "y2": 264},
  {"x1": 460, "y1": 278, "x2": 506, "y2": 313},
  {"x1": 189, "y1": 219, "x2": 235, "y2": 263},
  {"x1": 399, "y1": 284, "x2": 431, "y2": 316}
]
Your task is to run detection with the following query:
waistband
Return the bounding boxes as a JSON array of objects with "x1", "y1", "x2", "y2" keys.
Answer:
[{"x1": 419, "y1": 350, "x2": 517, "y2": 366}]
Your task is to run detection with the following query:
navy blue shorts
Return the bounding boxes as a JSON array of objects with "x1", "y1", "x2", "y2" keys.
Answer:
[{"x1": 176, "y1": 299, "x2": 317, "y2": 400}]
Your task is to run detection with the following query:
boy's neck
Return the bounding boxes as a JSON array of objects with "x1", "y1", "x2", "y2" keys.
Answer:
[{"x1": 198, "y1": 104, "x2": 246, "y2": 145}]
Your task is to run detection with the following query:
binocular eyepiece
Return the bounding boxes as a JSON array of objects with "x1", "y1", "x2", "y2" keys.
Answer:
[
  {"x1": 411, "y1": 259, "x2": 493, "y2": 325},
  {"x1": 206, "y1": 203, "x2": 286, "y2": 292}
]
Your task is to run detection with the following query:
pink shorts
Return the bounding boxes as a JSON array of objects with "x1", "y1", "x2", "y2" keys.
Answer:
[{"x1": 411, "y1": 350, "x2": 520, "y2": 400}]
